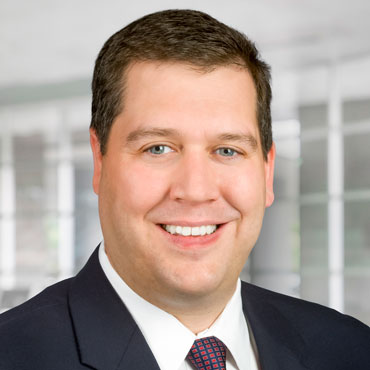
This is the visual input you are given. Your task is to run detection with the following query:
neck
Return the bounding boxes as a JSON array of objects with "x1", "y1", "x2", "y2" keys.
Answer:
[
  {"x1": 105, "y1": 244, "x2": 238, "y2": 334},
  {"x1": 141, "y1": 280, "x2": 237, "y2": 334},
  {"x1": 171, "y1": 297, "x2": 232, "y2": 334}
]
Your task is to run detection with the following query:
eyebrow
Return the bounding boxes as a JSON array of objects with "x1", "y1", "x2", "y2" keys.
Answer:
[
  {"x1": 216, "y1": 132, "x2": 258, "y2": 150},
  {"x1": 126, "y1": 127, "x2": 180, "y2": 143},
  {"x1": 125, "y1": 126, "x2": 258, "y2": 149}
]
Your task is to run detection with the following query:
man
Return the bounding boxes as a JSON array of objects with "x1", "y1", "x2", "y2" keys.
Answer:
[{"x1": 0, "y1": 9, "x2": 369, "y2": 370}]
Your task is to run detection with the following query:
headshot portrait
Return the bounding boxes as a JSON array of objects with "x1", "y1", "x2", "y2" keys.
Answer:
[{"x1": 0, "y1": 3, "x2": 370, "y2": 370}]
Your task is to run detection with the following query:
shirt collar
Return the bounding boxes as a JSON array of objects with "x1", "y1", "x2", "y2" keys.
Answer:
[
  {"x1": 197, "y1": 278, "x2": 251, "y2": 370},
  {"x1": 99, "y1": 242, "x2": 252, "y2": 370}
]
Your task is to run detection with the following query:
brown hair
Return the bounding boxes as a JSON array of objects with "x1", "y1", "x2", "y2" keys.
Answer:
[{"x1": 90, "y1": 9, "x2": 272, "y2": 159}]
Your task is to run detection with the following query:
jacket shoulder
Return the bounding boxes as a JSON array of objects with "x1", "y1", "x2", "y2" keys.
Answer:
[
  {"x1": 241, "y1": 281, "x2": 369, "y2": 329},
  {"x1": 0, "y1": 277, "x2": 72, "y2": 326},
  {"x1": 241, "y1": 282, "x2": 370, "y2": 369},
  {"x1": 0, "y1": 278, "x2": 83, "y2": 369}
]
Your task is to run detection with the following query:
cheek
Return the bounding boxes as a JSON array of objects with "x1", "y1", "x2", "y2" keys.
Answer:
[
  {"x1": 222, "y1": 165, "x2": 266, "y2": 213},
  {"x1": 110, "y1": 162, "x2": 170, "y2": 215}
]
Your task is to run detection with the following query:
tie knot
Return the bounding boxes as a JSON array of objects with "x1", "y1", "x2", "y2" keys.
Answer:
[{"x1": 187, "y1": 336, "x2": 226, "y2": 370}]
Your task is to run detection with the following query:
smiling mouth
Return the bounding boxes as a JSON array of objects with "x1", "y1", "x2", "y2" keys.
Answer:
[{"x1": 160, "y1": 224, "x2": 221, "y2": 236}]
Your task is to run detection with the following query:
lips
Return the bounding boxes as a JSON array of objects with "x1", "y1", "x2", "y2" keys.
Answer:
[
  {"x1": 157, "y1": 222, "x2": 225, "y2": 248},
  {"x1": 161, "y1": 224, "x2": 218, "y2": 236}
]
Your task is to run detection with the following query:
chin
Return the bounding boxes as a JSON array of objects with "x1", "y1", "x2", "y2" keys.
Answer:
[{"x1": 167, "y1": 269, "x2": 225, "y2": 299}]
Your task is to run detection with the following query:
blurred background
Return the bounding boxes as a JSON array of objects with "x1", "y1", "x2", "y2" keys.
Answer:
[{"x1": 0, "y1": 0, "x2": 369, "y2": 325}]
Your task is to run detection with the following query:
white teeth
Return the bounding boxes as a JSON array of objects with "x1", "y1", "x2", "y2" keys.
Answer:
[
  {"x1": 163, "y1": 224, "x2": 217, "y2": 236},
  {"x1": 182, "y1": 226, "x2": 191, "y2": 236},
  {"x1": 191, "y1": 227, "x2": 200, "y2": 236},
  {"x1": 200, "y1": 225, "x2": 206, "y2": 236},
  {"x1": 206, "y1": 225, "x2": 214, "y2": 234}
]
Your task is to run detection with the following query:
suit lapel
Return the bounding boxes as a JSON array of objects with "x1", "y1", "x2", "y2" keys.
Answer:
[
  {"x1": 69, "y1": 248, "x2": 312, "y2": 370},
  {"x1": 68, "y1": 247, "x2": 160, "y2": 370},
  {"x1": 241, "y1": 282, "x2": 310, "y2": 370}
]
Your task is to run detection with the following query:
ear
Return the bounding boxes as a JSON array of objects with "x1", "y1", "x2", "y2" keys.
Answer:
[
  {"x1": 90, "y1": 128, "x2": 103, "y2": 195},
  {"x1": 264, "y1": 142, "x2": 275, "y2": 208}
]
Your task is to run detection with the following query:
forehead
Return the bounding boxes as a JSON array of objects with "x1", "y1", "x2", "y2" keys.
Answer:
[
  {"x1": 117, "y1": 61, "x2": 258, "y2": 139},
  {"x1": 124, "y1": 61, "x2": 256, "y2": 102}
]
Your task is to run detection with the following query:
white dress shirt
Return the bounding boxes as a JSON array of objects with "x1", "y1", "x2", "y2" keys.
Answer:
[{"x1": 99, "y1": 242, "x2": 259, "y2": 370}]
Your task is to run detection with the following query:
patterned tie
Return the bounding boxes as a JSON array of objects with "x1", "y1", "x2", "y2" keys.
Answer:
[{"x1": 187, "y1": 336, "x2": 227, "y2": 370}]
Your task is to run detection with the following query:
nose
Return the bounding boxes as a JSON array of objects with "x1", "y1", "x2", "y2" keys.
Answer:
[{"x1": 169, "y1": 151, "x2": 219, "y2": 203}]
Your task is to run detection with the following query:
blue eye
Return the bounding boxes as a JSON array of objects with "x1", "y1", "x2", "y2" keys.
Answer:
[
  {"x1": 146, "y1": 145, "x2": 173, "y2": 155},
  {"x1": 216, "y1": 148, "x2": 238, "y2": 157}
]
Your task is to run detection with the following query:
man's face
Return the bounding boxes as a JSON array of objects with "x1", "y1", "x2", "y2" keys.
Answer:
[{"x1": 90, "y1": 62, "x2": 275, "y2": 308}]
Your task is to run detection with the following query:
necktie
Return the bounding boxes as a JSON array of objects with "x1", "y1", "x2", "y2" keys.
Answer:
[{"x1": 187, "y1": 336, "x2": 226, "y2": 370}]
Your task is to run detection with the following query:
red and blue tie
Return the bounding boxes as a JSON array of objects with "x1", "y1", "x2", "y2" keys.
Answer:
[{"x1": 187, "y1": 336, "x2": 226, "y2": 370}]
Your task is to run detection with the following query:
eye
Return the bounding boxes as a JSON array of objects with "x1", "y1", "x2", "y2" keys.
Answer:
[
  {"x1": 215, "y1": 147, "x2": 238, "y2": 157},
  {"x1": 146, "y1": 145, "x2": 174, "y2": 155}
]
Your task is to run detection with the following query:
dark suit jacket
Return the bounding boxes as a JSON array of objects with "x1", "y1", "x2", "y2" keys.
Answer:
[{"x1": 1, "y1": 247, "x2": 369, "y2": 370}]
